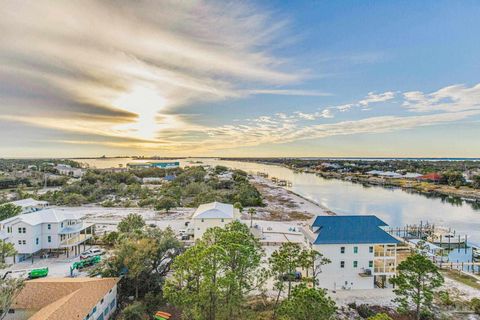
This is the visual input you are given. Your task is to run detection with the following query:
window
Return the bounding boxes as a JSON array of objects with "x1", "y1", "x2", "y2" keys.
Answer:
[
  {"x1": 23, "y1": 227, "x2": 26, "y2": 233},
  {"x1": 369, "y1": 246, "x2": 373, "y2": 253},
  {"x1": 92, "y1": 307, "x2": 97, "y2": 314},
  {"x1": 353, "y1": 261, "x2": 358, "y2": 268},
  {"x1": 340, "y1": 246, "x2": 345, "y2": 254},
  {"x1": 48, "y1": 236, "x2": 51, "y2": 243},
  {"x1": 22, "y1": 240, "x2": 26, "y2": 245},
  {"x1": 18, "y1": 240, "x2": 22, "y2": 245},
  {"x1": 18, "y1": 227, "x2": 22, "y2": 234},
  {"x1": 221, "y1": 219, "x2": 224, "y2": 222},
  {"x1": 110, "y1": 299, "x2": 116, "y2": 309},
  {"x1": 47, "y1": 224, "x2": 51, "y2": 230},
  {"x1": 104, "y1": 306, "x2": 109, "y2": 316},
  {"x1": 61, "y1": 222, "x2": 64, "y2": 228},
  {"x1": 353, "y1": 246, "x2": 358, "y2": 254},
  {"x1": 36, "y1": 238, "x2": 39, "y2": 245},
  {"x1": 340, "y1": 261, "x2": 345, "y2": 268},
  {"x1": 369, "y1": 261, "x2": 373, "y2": 268},
  {"x1": 101, "y1": 298, "x2": 104, "y2": 304},
  {"x1": 201, "y1": 219, "x2": 204, "y2": 222}
]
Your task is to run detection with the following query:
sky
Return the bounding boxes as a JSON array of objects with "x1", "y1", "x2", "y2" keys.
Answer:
[{"x1": 1, "y1": 0, "x2": 480, "y2": 158}]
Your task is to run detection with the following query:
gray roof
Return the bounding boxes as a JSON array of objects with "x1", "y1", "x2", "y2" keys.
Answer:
[
  {"x1": 1, "y1": 209, "x2": 84, "y2": 226},
  {"x1": 192, "y1": 202, "x2": 235, "y2": 219}
]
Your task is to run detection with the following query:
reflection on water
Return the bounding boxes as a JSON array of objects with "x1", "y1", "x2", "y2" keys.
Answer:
[{"x1": 74, "y1": 157, "x2": 480, "y2": 244}]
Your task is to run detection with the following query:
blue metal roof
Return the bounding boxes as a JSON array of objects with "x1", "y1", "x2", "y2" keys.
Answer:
[{"x1": 311, "y1": 215, "x2": 399, "y2": 245}]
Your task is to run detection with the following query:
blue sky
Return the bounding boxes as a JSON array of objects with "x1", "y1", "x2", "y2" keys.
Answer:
[{"x1": 1, "y1": 0, "x2": 479, "y2": 157}]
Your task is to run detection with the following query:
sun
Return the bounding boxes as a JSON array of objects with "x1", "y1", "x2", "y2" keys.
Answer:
[{"x1": 112, "y1": 86, "x2": 167, "y2": 140}]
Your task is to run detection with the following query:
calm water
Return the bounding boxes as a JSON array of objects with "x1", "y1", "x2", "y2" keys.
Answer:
[{"x1": 75, "y1": 157, "x2": 480, "y2": 245}]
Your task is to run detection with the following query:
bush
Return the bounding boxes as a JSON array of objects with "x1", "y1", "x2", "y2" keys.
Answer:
[
  {"x1": 367, "y1": 313, "x2": 393, "y2": 320},
  {"x1": 471, "y1": 298, "x2": 480, "y2": 315},
  {"x1": 356, "y1": 304, "x2": 375, "y2": 318},
  {"x1": 120, "y1": 302, "x2": 148, "y2": 320}
]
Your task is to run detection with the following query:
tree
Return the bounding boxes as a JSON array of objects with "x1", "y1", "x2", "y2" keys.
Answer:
[
  {"x1": 367, "y1": 314, "x2": 393, "y2": 320},
  {"x1": 0, "y1": 240, "x2": 16, "y2": 267},
  {"x1": 0, "y1": 278, "x2": 24, "y2": 320},
  {"x1": 390, "y1": 254, "x2": 444, "y2": 320},
  {"x1": 277, "y1": 283, "x2": 336, "y2": 320},
  {"x1": 117, "y1": 213, "x2": 145, "y2": 233},
  {"x1": 120, "y1": 301, "x2": 148, "y2": 320},
  {"x1": 472, "y1": 175, "x2": 480, "y2": 189},
  {"x1": 155, "y1": 196, "x2": 177, "y2": 213},
  {"x1": 471, "y1": 298, "x2": 480, "y2": 315},
  {"x1": 269, "y1": 243, "x2": 303, "y2": 312},
  {"x1": 164, "y1": 221, "x2": 263, "y2": 320},
  {"x1": 102, "y1": 231, "x2": 119, "y2": 246},
  {"x1": 0, "y1": 204, "x2": 21, "y2": 221},
  {"x1": 0, "y1": 241, "x2": 23, "y2": 320},
  {"x1": 233, "y1": 202, "x2": 243, "y2": 213},
  {"x1": 98, "y1": 227, "x2": 182, "y2": 300},
  {"x1": 247, "y1": 208, "x2": 255, "y2": 228},
  {"x1": 297, "y1": 249, "x2": 330, "y2": 288}
]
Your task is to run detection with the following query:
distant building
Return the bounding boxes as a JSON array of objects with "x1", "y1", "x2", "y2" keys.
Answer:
[
  {"x1": 0, "y1": 209, "x2": 94, "y2": 262},
  {"x1": 403, "y1": 172, "x2": 423, "y2": 179},
  {"x1": 191, "y1": 202, "x2": 240, "y2": 239},
  {"x1": 55, "y1": 164, "x2": 84, "y2": 178},
  {"x1": 418, "y1": 173, "x2": 441, "y2": 183},
  {"x1": 142, "y1": 177, "x2": 163, "y2": 184},
  {"x1": 366, "y1": 170, "x2": 403, "y2": 178},
  {"x1": 7, "y1": 198, "x2": 49, "y2": 214},
  {"x1": 6, "y1": 277, "x2": 119, "y2": 320},
  {"x1": 127, "y1": 161, "x2": 180, "y2": 170},
  {"x1": 149, "y1": 161, "x2": 180, "y2": 169},
  {"x1": 302, "y1": 215, "x2": 399, "y2": 290}
]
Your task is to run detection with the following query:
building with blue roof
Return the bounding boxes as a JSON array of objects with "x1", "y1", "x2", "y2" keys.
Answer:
[{"x1": 302, "y1": 215, "x2": 400, "y2": 290}]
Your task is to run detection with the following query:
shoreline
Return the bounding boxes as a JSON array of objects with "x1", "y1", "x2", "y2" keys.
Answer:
[
  {"x1": 228, "y1": 158, "x2": 480, "y2": 205},
  {"x1": 251, "y1": 176, "x2": 334, "y2": 220}
]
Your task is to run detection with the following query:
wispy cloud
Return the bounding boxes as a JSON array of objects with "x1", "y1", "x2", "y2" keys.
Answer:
[
  {"x1": 334, "y1": 91, "x2": 396, "y2": 112},
  {"x1": 403, "y1": 83, "x2": 480, "y2": 113},
  {"x1": 0, "y1": 0, "x2": 301, "y2": 143},
  {"x1": 247, "y1": 89, "x2": 331, "y2": 97}
]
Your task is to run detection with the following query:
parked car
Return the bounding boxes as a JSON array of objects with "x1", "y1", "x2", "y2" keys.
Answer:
[{"x1": 80, "y1": 248, "x2": 105, "y2": 260}]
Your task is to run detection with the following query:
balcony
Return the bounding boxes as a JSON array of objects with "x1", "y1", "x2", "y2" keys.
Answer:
[
  {"x1": 374, "y1": 266, "x2": 396, "y2": 274},
  {"x1": 358, "y1": 269, "x2": 373, "y2": 277},
  {"x1": 60, "y1": 233, "x2": 92, "y2": 247}
]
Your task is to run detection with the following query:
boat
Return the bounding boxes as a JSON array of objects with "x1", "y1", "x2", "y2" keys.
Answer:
[{"x1": 427, "y1": 227, "x2": 467, "y2": 245}]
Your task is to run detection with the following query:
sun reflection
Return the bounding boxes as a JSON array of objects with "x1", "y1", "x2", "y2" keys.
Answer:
[{"x1": 112, "y1": 86, "x2": 167, "y2": 140}]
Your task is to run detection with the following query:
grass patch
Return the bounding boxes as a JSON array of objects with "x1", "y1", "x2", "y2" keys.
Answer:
[{"x1": 441, "y1": 269, "x2": 480, "y2": 290}]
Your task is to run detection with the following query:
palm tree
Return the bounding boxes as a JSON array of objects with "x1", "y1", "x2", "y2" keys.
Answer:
[
  {"x1": 248, "y1": 208, "x2": 255, "y2": 228},
  {"x1": 0, "y1": 240, "x2": 17, "y2": 266}
]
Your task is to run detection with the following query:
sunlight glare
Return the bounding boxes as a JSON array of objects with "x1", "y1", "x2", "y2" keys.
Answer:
[{"x1": 113, "y1": 86, "x2": 167, "y2": 140}]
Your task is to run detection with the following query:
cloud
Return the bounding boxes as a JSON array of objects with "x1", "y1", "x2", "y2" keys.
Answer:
[
  {"x1": 334, "y1": 91, "x2": 396, "y2": 112},
  {"x1": 403, "y1": 83, "x2": 480, "y2": 113},
  {"x1": 359, "y1": 91, "x2": 396, "y2": 106},
  {"x1": 0, "y1": 0, "x2": 300, "y2": 143},
  {"x1": 248, "y1": 89, "x2": 331, "y2": 97},
  {"x1": 294, "y1": 109, "x2": 334, "y2": 120}
]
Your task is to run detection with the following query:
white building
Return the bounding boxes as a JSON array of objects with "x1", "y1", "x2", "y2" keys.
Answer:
[
  {"x1": 6, "y1": 277, "x2": 118, "y2": 320},
  {"x1": 303, "y1": 215, "x2": 399, "y2": 290},
  {"x1": 55, "y1": 164, "x2": 84, "y2": 178},
  {"x1": 0, "y1": 209, "x2": 94, "y2": 262},
  {"x1": 7, "y1": 198, "x2": 49, "y2": 214},
  {"x1": 191, "y1": 202, "x2": 240, "y2": 239}
]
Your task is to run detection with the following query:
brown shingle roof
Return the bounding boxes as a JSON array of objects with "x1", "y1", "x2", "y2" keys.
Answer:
[{"x1": 13, "y1": 277, "x2": 119, "y2": 320}]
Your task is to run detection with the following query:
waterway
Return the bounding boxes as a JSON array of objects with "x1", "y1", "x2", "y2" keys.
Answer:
[{"x1": 75, "y1": 157, "x2": 480, "y2": 246}]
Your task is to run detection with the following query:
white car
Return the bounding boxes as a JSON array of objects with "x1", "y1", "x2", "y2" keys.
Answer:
[{"x1": 80, "y1": 248, "x2": 105, "y2": 260}]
